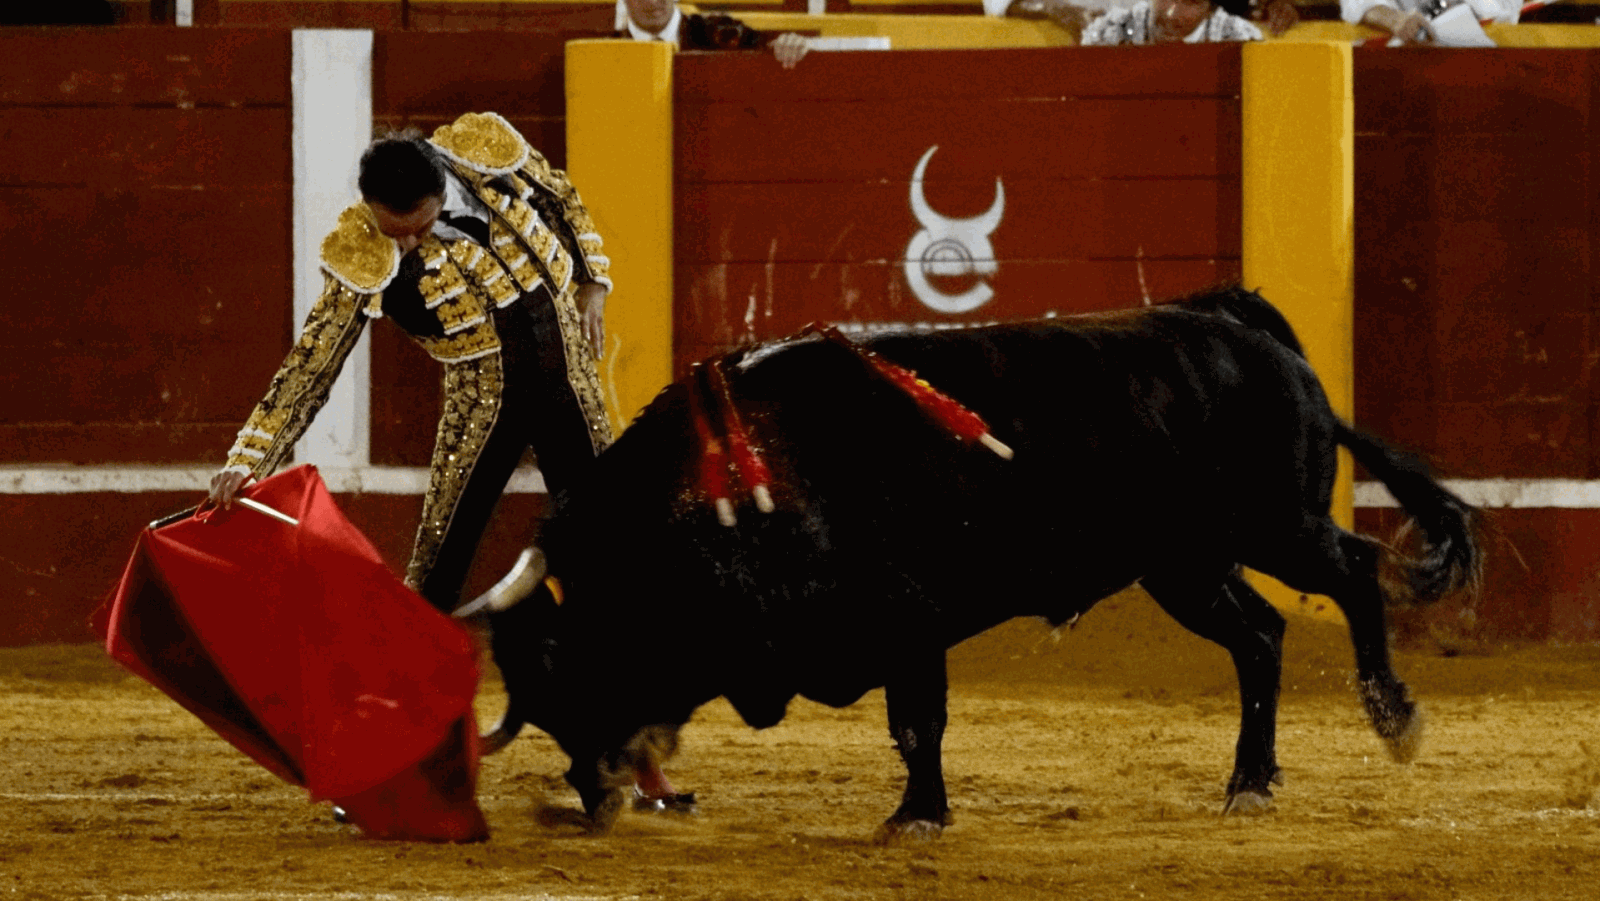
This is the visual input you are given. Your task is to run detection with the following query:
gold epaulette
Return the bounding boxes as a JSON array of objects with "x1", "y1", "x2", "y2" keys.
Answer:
[
  {"x1": 320, "y1": 204, "x2": 400, "y2": 296},
  {"x1": 430, "y1": 112, "x2": 530, "y2": 177}
]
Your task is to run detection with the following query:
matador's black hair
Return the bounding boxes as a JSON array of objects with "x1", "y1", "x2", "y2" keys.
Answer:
[{"x1": 357, "y1": 135, "x2": 446, "y2": 213}]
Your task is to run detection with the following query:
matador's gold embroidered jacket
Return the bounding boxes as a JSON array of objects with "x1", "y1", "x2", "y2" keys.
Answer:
[{"x1": 223, "y1": 112, "x2": 615, "y2": 480}]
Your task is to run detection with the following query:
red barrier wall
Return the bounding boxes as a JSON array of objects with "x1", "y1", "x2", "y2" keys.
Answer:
[
  {"x1": 5, "y1": 32, "x2": 1599, "y2": 646},
  {"x1": 0, "y1": 27, "x2": 294, "y2": 465},
  {"x1": 1354, "y1": 49, "x2": 1600, "y2": 479},
  {"x1": 1353, "y1": 49, "x2": 1600, "y2": 644},
  {"x1": 672, "y1": 45, "x2": 1243, "y2": 372}
]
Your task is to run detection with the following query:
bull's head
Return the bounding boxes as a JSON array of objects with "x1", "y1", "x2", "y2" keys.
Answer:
[
  {"x1": 903, "y1": 145, "x2": 1005, "y2": 315},
  {"x1": 452, "y1": 547, "x2": 683, "y2": 832}
]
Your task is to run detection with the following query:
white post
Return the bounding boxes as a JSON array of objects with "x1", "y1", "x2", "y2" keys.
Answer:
[
  {"x1": 807, "y1": 0, "x2": 827, "y2": 14},
  {"x1": 175, "y1": 0, "x2": 193, "y2": 25},
  {"x1": 291, "y1": 29, "x2": 375, "y2": 471}
]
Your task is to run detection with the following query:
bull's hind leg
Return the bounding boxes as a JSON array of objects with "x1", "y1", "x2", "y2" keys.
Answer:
[
  {"x1": 878, "y1": 649, "x2": 953, "y2": 841},
  {"x1": 1253, "y1": 517, "x2": 1423, "y2": 764},
  {"x1": 1141, "y1": 569, "x2": 1286, "y2": 815}
]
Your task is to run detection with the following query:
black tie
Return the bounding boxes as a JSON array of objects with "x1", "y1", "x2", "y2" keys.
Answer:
[{"x1": 441, "y1": 213, "x2": 490, "y2": 246}]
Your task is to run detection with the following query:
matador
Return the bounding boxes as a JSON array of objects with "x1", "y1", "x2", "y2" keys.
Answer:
[{"x1": 210, "y1": 111, "x2": 613, "y2": 614}]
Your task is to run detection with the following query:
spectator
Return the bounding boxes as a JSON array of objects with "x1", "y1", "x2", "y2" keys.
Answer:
[
  {"x1": 617, "y1": 0, "x2": 810, "y2": 69},
  {"x1": 1081, "y1": 0, "x2": 1264, "y2": 44},
  {"x1": 1344, "y1": 0, "x2": 1518, "y2": 45},
  {"x1": 986, "y1": 0, "x2": 1296, "y2": 38},
  {"x1": 1253, "y1": 0, "x2": 1299, "y2": 35},
  {"x1": 987, "y1": 0, "x2": 1096, "y2": 37}
]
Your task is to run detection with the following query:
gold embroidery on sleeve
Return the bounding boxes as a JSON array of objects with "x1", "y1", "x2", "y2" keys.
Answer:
[{"x1": 225, "y1": 275, "x2": 370, "y2": 475}]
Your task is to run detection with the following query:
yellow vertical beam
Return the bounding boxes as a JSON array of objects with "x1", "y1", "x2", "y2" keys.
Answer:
[
  {"x1": 565, "y1": 38, "x2": 676, "y2": 434},
  {"x1": 1240, "y1": 41, "x2": 1355, "y2": 624}
]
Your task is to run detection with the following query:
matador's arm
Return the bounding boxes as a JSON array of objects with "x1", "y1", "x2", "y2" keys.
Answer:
[
  {"x1": 520, "y1": 149, "x2": 612, "y2": 294},
  {"x1": 222, "y1": 274, "x2": 372, "y2": 478}
]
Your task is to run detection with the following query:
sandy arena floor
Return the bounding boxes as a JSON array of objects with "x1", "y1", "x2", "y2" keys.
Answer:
[{"x1": 2, "y1": 590, "x2": 1597, "y2": 901}]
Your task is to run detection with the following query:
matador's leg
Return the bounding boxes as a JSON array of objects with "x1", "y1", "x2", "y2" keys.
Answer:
[{"x1": 408, "y1": 353, "x2": 529, "y2": 613}]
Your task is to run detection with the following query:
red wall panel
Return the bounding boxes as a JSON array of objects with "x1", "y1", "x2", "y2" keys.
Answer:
[
  {"x1": 0, "y1": 29, "x2": 292, "y2": 466},
  {"x1": 1360, "y1": 507, "x2": 1600, "y2": 646},
  {"x1": 1353, "y1": 50, "x2": 1600, "y2": 479},
  {"x1": 0, "y1": 28, "x2": 291, "y2": 106},
  {"x1": 672, "y1": 44, "x2": 1244, "y2": 373},
  {"x1": 214, "y1": 1, "x2": 616, "y2": 31}
]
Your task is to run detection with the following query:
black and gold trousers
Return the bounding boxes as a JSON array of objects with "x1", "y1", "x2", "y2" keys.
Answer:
[{"x1": 405, "y1": 297, "x2": 603, "y2": 612}]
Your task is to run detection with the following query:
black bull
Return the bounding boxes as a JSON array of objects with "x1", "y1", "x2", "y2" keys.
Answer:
[{"x1": 474, "y1": 286, "x2": 1480, "y2": 836}]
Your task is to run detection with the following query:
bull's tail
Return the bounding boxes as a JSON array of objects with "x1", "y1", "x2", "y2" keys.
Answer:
[{"x1": 1337, "y1": 421, "x2": 1481, "y2": 605}]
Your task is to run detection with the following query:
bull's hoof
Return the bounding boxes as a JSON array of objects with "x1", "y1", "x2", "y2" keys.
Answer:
[
  {"x1": 874, "y1": 818, "x2": 945, "y2": 844},
  {"x1": 1361, "y1": 678, "x2": 1424, "y2": 763},
  {"x1": 1382, "y1": 704, "x2": 1426, "y2": 764},
  {"x1": 534, "y1": 804, "x2": 594, "y2": 830},
  {"x1": 633, "y1": 791, "x2": 698, "y2": 814},
  {"x1": 874, "y1": 809, "x2": 952, "y2": 844},
  {"x1": 1222, "y1": 791, "x2": 1275, "y2": 817},
  {"x1": 584, "y1": 788, "x2": 628, "y2": 834}
]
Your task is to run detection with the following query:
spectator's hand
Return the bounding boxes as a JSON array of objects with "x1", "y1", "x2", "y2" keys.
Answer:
[
  {"x1": 1007, "y1": 0, "x2": 1091, "y2": 34},
  {"x1": 1394, "y1": 10, "x2": 1432, "y2": 43},
  {"x1": 208, "y1": 469, "x2": 252, "y2": 509},
  {"x1": 771, "y1": 33, "x2": 809, "y2": 69},
  {"x1": 575, "y1": 282, "x2": 607, "y2": 359},
  {"x1": 1255, "y1": 0, "x2": 1299, "y2": 36}
]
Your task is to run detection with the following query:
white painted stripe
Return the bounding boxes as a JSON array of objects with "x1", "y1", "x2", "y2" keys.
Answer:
[
  {"x1": 1354, "y1": 478, "x2": 1600, "y2": 510},
  {"x1": 0, "y1": 466, "x2": 547, "y2": 495},
  {"x1": 292, "y1": 30, "x2": 375, "y2": 472},
  {"x1": 3, "y1": 468, "x2": 1595, "y2": 507}
]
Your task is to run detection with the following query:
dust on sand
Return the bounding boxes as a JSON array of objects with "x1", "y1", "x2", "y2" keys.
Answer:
[{"x1": 2, "y1": 590, "x2": 1597, "y2": 900}]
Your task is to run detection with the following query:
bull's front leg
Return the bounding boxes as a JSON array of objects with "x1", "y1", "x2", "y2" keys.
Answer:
[
  {"x1": 566, "y1": 724, "x2": 683, "y2": 833},
  {"x1": 879, "y1": 649, "x2": 954, "y2": 840}
]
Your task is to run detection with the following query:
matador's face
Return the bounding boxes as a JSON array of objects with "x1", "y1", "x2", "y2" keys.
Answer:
[{"x1": 369, "y1": 194, "x2": 444, "y2": 256}]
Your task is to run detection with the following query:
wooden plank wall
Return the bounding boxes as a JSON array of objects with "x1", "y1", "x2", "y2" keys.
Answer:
[
  {"x1": 672, "y1": 44, "x2": 1243, "y2": 373},
  {"x1": 211, "y1": 1, "x2": 619, "y2": 30},
  {"x1": 1352, "y1": 49, "x2": 1600, "y2": 644},
  {"x1": 0, "y1": 27, "x2": 294, "y2": 465},
  {"x1": 1354, "y1": 49, "x2": 1598, "y2": 480}
]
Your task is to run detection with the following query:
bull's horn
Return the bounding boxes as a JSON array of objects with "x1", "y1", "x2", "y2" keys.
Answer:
[
  {"x1": 452, "y1": 545, "x2": 548, "y2": 619},
  {"x1": 478, "y1": 715, "x2": 524, "y2": 756}
]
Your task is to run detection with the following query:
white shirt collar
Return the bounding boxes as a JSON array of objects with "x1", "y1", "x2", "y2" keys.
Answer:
[
  {"x1": 626, "y1": 7, "x2": 681, "y2": 44},
  {"x1": 432, "y1": 168, "x2": 490, "y2": 242}
]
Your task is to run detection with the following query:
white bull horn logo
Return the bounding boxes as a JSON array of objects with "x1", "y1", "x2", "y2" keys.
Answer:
[{"x1": 903, "y1": 146, "x2": 1005, "y2": 315}]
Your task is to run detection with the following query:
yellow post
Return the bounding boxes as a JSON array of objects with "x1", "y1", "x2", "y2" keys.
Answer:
[
  {"x1": 565, "y1": 39, "x2": 677, "y2": 433},
  {"x1": 1240, "y1": 40, "x2": 1354, "y2": 624}
]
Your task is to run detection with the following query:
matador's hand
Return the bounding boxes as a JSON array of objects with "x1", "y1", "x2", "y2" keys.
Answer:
[
  {"x1": 574, "y1": 282, "x2": 607, "y2": 360},
  {"x1": 208, "y1": 469, "x2": 252, "y2": 509}
]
